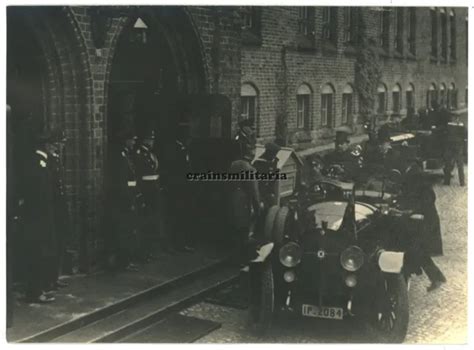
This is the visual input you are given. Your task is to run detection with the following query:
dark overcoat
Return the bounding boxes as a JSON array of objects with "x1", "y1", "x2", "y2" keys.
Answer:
[
  {"x1": 399, "y1": 166, "x2": 443, "y2": 257},
  {"x1": 228, "y1": 159, "x2": 260, "y2": 230},
  {"x1": 23, "y1": 150, "x2": 57, "y2": 256}
]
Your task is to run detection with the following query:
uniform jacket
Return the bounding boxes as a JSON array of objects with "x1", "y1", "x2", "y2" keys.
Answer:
[
  {"x1": 135, "y1": 145, "x2": 159, "y2": 191},
  {"x1": 228, "y1": 158, "x2": 261, "y2": 229},
  {"x1": 445, "y1": 121, "x2": 467, "y2": 152},
  {"x1": 23, "y1": 150, "x2": 57, "y2": 251},
  {"x1": 161, "y1": 140, "x2": 192, "y2": 192},
  {"x1": 253, "y1": 157, "x2": 279, "y2": 207},
  {"x1": 109, "y1": 147, "x2": 138, "y2": 211},
  {"x1": 50, "y1": 152, "x2": 70, "y2": 231}
]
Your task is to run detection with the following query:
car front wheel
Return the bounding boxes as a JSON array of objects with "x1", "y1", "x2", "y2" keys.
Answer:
[
  {"x1": 248, "y1": 260, "x2": 274, "y2": 335},
  {"x1": 368, "y1": 273, "x2": 409, "y2": 343}
]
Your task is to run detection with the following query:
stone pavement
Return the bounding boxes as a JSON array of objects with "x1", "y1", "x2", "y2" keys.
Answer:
[{"x1": 183, "y1": 168, "x2": 468, "y2": 344}]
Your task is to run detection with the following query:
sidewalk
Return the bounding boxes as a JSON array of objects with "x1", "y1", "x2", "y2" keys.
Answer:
[{"x1": 6, "y1": 246, "x2": 226, "y2": 342}]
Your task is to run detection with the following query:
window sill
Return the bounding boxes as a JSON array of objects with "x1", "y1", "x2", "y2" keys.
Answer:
[
  {"x1": 393, "y1": 51, "x2": 404, "y2": 59},
  {"x1": 343, "y1": 44, "x2": 357, "y2": 56},
  {"x1": 295, "y1": 34, "x2": 316, "y2": 51},
  {"x1": 378, "y1": 47, "x2": 391, "y2": 58},
  {"x1": 321, "y1": 40, "x2": 338, "y2": 54},
  {"x1": 406, "y1": 52, "x2": 417, "y2": 60},
  {"x1": 242, "y1": 29, "x2": 262, "y2": 46}
]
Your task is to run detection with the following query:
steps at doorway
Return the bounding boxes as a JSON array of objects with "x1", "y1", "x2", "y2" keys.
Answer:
[{"x1": 51, "y1": 265, "x2": 237, "y2": 343}]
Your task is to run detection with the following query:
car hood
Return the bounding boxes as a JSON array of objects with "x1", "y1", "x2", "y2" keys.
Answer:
[{"x1": 307, "y1": 201, "x2": 377, "y2": 231}]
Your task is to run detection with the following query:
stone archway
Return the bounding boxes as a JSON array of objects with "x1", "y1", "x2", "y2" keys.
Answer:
[{"x1": 7, "y1": 6, "x2": 94, "y2": 271}]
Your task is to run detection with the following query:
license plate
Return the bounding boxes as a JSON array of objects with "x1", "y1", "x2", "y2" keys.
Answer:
[{"x1": 302, "y1": 304, "x2": 343, "y2": 320}]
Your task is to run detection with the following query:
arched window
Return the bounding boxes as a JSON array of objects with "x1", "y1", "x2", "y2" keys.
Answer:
[
  {"x1": 406, "y1": 83, "x2": 415, "y2": 110},
  {"x1": 439, "y1": 83, "x2": 447, "y2": 107},
  {"x1": 448, "y1": 83, "x2": 457, "y2": 109},
  {"x1": 296, "y1": 84, "x2": 312, "y2": 130},
  {"x1": 392, "y1": 84, "x2": 401, "y2": 113},
  {"x1": 377, "y1": 83, "x2": 387, "y2": 114},
  {"x1": 241, "y1": 83, "x2": 258, "y2": 133},
  {"x1": 321, "y1": 84, "x2": 335, "y2": 127},
  {"x1": 341, "y1": 84, "x2": 354, "y2": 125},
  {"x1": 427, "y1": 83, "x2": 438, "y2": 109}
]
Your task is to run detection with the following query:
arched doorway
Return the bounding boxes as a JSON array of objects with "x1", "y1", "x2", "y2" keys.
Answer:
[{"x1": 107, "y1": 8, "x2": 208, "y2": 148}]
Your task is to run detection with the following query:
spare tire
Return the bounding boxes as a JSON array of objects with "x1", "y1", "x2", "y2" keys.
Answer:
[
  {"x1": 273, "y1": 206, "x2": 290, "y2": 245},
  {"x1": 263, "y1": 206, "x2": 280, "y2": 241}
]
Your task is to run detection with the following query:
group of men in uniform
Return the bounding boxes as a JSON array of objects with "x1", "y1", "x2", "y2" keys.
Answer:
[{"x1": 107, "y1": 124, "x2": 195, "y2": 272}]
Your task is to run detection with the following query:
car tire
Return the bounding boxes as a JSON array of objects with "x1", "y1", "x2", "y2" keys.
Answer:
[
  {"x1": 369, "y1": 273, "x2": 409, "y2": 343},
  {"x1": 273, "y1": 206, "x2": 289, "y2": 245},
  {"x1": 248, "y1": 260, "x2": 274, "y2": 335}
]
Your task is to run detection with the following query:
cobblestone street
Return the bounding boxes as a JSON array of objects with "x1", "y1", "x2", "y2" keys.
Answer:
[{"x1": 182, "y1": 171, "x2": 468, "y2": 344}]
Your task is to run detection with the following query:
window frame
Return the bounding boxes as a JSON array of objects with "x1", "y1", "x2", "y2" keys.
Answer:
[
  {"x1": 431, "y1": 8, "x2": 438, "y2": 58},
  {"x1": 298, "y1": 7, "x2": 314, "y2": 36},
  {"x1": 322, "y1": 7, "x2": 337, "y2": 41},
  {"x1": 392, "y1": 84, "x2": 401, "y2": 113},
  {"x1": 296, "y1": 84, "x2": 312, "y2": 130},
  {"x1": 440, "y1": 9, "x2": 448, "y2": 61},
  {"x1": 379, "y1": 8, "x2": 390, "y2": 50},
  {"x1": 240, "y1": 83, "x2": 259, "y2": 135},
  {"x1": 406, "y1": 84, "x2": 415, "y2": 110},
  {"x1": 321, "y1": 84, "x2": 335, "y2": 127},
  {"x1": 449, "y1": 10, "x2": 456, "y2": 60},
  {"x1": 407, "y1": 8, "x2": 417, "y2": 55},
  {"x1": 395, "y1": 7, "x2": 404, "y2": 54}
]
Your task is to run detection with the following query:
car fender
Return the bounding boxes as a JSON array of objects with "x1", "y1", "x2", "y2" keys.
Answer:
[{"x1": 378, "y1": 250, "x2": 405, "y2": 274}]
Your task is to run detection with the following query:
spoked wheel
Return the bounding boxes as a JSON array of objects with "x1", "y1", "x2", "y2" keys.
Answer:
[
  {"x1": 248, "y1": 260, "x2": 274, "y2": 335},
  {"x1": 369, "y1": 273, "x2": 409, "y2": 343}
]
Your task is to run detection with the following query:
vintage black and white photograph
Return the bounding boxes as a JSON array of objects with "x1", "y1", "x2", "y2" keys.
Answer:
[{"x1": 4, "y1": 2, "x2": 469, "y2": 344}]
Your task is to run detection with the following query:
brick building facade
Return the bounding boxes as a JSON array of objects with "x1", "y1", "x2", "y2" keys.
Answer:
[
  {"x1": 7, "y1": 6, "x2": 468, "y2": 268},
  {"x1": 240, "y1": 7, "x2": 468, "y2": 147}
]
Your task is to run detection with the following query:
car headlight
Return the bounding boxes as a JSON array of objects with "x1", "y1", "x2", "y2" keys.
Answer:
[
  {"x1": 340, "y1": 246, "x2": 364, "y2": 272},
  {"x1": 279, "y1": 242, "x2": 303, "y2": 268}
]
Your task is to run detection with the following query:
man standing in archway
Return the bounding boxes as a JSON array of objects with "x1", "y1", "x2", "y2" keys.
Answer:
[{"x1": 135, "y1": 129, "x2": 161, "y2": 261}]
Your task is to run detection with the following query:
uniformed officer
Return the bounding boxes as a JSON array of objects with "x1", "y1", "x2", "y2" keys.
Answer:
[
  {"x1": 324, "y1": 127, "x2": 363, "y2": 181},
  {"x1": 253, "y1": 142, "x2": 281, "y2": 208},
  {"x1": 47, "y1": 128, "x2": 70, "y2": 290},
  {"x1": 234, "y1": 118, "x2": 257, "y2": 159},
  {"x1": 135, "y1": 129, "x2": 160, "y2": 261},
  {"x1": 107, "y1": 127, "x2": 140, "y2": 271},
  {"x1": 23, "y1": 128, "x2": 59, "y2": 303},
  {"x1": 163, "y1": 124, "x2": 195, "y2": 253},
  {"x1": 443, "y1": 113, "x2": 466, "y2": 186},
  {"x1": 228, "y1": 128, "x2": 262, "y2": 266}
]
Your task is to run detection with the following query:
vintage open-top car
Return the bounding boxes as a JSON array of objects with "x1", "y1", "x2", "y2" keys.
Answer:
[{"x1": 249, "y1": 173, "x2": 423, "y2": 343}]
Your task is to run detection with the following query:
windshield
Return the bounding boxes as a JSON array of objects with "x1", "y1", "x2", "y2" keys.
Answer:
[{"x1": 307, "y1": 201, "x2": 376, "y2": 232}]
